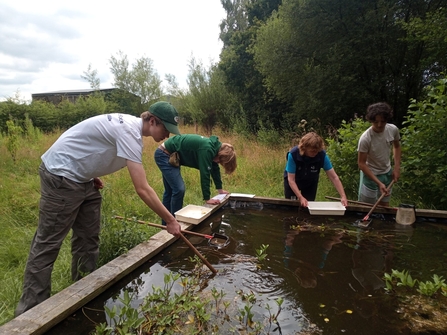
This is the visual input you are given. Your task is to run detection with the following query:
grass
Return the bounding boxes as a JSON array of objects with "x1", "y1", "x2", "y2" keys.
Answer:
[{"x1": 0, "y1": 125, "x2": 347, "y2": 326}]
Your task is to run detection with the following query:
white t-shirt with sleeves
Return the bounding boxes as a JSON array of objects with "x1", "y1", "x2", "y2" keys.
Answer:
[
  {"x1": 42, "y1": 113, "x2": 143, "y2": 183},
  {"x1": 357, "y1": 123, "x2": 400, "y2": 175}
]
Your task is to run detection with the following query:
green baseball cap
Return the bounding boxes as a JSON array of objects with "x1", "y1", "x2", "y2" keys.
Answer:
[{"x1": 149, "y1": 101, "x2": 181, "y2": 134}]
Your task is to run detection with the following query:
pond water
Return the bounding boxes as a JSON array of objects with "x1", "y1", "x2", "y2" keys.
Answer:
[{"x1": 48, "y1": 203, "x2": 447, "y2": 335}]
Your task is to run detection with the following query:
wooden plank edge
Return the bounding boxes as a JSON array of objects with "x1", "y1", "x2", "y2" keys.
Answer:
[
  {"x1": 228, "y1": 195, "x2": 447, "y2": 219},
  {"x1": 0, "y1": 229, "x2": 181, "y2": 335},
  {"x1": 0, "y1": 201, "x2": 230, "y2": 335}
]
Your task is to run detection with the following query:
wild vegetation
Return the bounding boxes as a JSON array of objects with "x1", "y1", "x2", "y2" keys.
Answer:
[
  {"x1": 0, "y1": 121, "x2": 298, "y2": 326},
  {"x1": 0, "y1": 85, "x2": 445, "y2": 327},
  {"x1": 93, "y1": 254, "x2": 288, "y2": 335},
  {"x1": 0, "y1": 0, "x2": 446, "y2": 329}
]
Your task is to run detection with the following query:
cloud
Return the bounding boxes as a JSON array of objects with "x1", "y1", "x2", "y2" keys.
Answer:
[
  {"x1": 0, "y1": 0, "x2": 225, "y2": 101},
  {"x1": 0, "y1": 4, "x2": 80, "y2": 66}
]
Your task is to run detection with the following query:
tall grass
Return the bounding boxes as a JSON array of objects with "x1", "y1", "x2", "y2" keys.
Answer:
[{"x1": 0, "y1": 125, "x2": 342, "y2": 326}]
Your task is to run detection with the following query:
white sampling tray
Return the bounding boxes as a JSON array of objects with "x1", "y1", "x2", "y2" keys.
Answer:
[
  {"x1": 307, "y1": 201, "x2": 346, "y2": 215},
  {"x1": 174, "y1": 205, "x2": 213, "y2": 224}
]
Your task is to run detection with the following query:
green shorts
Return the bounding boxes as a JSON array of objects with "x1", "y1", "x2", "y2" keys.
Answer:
[{"x1": 358, "y1": 170, "x2": 393, "y2": 203}]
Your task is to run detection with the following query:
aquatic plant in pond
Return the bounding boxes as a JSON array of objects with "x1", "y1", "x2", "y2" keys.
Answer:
[
  {"x1": 255, "y1": 244, "x2": 269, "y2": 262},
  {"x1": 383, "y1": 269, "x2": 447, "y2": 333},
  {"x1": 93, "y1": 255, "x2": 291, "y2": 335}
]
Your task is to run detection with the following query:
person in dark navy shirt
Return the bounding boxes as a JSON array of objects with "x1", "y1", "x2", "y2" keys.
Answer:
[{"x1": 284, "y1": 132, "x2": 348, "y2": 207}]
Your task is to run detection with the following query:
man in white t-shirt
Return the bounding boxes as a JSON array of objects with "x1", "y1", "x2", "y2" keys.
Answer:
[
  {"x1": 16, "y1": 101, "x2": 182, "y2": 316},
  {"x1": 357, "y1": 102, "x2": 401, "y2": 206}
]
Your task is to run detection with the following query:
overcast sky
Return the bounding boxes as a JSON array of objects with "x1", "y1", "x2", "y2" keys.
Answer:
[{"x1": 0, "y1": 0, "x2": 226, "y2": 102}]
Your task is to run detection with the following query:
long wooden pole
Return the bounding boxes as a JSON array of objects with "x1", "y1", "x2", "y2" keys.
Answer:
[
  {"x1": 178, "y1": 233, "x2": 218, "y2": 274},
  {"x1": 114, "y1": 215, "x2": 214, "y2": 239},
  {"x1": 362, "y1": 180, "x2": 395, "y2": 221},
  {"x1": 325, "y1": 196, "x2": 398, "y2": 210},
  {"x1": 114, "y1": 215, "x2": 217, "y2": 274}
]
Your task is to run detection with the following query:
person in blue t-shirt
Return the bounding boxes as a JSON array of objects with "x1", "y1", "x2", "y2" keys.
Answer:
[{"x1": 284, "y1": 132, "x2": 348, "y2": 207}]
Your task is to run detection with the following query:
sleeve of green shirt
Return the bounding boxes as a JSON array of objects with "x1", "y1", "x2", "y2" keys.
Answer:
[
  {"x1": 199, "y1": 137, "x2": 223, "y2": 200},
  {"x1": 197, "y1": 150, "x2": 219, "y2": 200},
  {"x1": 210, "y1": 162, "x2": 223, "y2": 191}
]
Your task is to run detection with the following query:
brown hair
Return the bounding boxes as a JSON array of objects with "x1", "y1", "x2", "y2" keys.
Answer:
[
  {"x1": 217, "y1": 143, "x2": 237, "y2": 174},
  {"x1": 140, "y1": 111, "x2": 161, "y2": 124},
  {"x1": 298, "y1": 132, "x2": 325, "y2": 156}
]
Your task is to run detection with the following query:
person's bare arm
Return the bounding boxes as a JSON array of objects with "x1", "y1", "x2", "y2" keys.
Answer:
[
  {"x1": 126, "y1": 160, "x2": 181, "y2": 236},
  {"x1": 287, "y1": 173, "x2": 308, "y2": 207},
  {"x1": 358, "y1": 151, "x2": 387, "y2": 195},
  {"x1": 325, "y1": 168, "x2": 348, "y2": 206}
]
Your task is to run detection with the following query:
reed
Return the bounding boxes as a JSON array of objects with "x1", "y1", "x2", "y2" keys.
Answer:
[{"x1": 0, "y1": 125, "x2": 339, "y2": 326}]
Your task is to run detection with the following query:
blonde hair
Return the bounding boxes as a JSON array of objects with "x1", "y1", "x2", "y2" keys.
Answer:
[
  {"x1": 217, "y1": 143, "x2": 237, "y2": 174},
  {"x1": 298, "y1": 132, "x2": 325, "y2": 156}
]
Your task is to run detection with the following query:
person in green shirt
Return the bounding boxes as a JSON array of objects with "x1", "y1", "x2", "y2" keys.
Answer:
[{"x1": 155, "y1": 134, "x2": 237, "y2": 224}]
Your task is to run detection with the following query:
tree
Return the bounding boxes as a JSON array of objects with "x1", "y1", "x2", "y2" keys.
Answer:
[
  {"x1": 219, "y1": 0, "x2": 249, "y2": 46},
  {"x1": 398, "y1": 7, "x2": 447, "y2": 85},
  {"x1": 109, "y1": 51, "x2": 163, "y2": 107},
  {"x1": 253, "y1": 0, "x2": 447, "y2": 127},
  {"x1": 163, "y1": 73, "x2": 190, "y2": 125},
  {"x1": 165, "y1": 74, "x2": 186, "y2": 99},
  {"x1": 184, "y1": 57, "x2": 234, "y2": 134},
  {"x1": 218, "y1": 0, "x2": 287, "y2": 135},
  {"x1": 81, "y1": 64, "x2": 101, "y2": 90}
]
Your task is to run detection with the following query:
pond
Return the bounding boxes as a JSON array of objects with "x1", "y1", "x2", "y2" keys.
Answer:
[{"x1": 48, "y1": 202, "x2": 447, "y2": 335}]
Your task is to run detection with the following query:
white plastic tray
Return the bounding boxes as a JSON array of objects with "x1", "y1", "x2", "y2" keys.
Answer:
[
  {"x1": 307, "y1": 201, "x2": 346, "y2": 215},
  {"x1": 230, "y1": 193, "x2": 256, "y2": 198},
  {"x1": 174, "y1": 205, "x2": 213, "y2": 224}
]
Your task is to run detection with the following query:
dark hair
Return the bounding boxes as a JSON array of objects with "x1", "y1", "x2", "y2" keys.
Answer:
[{"x1": 366, "y1": 102, "x2": 393, "y2": 122}]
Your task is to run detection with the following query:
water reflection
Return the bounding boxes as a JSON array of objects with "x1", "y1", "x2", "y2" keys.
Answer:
[
  {"x1": 47, "y1": 206, "x2": 447, "y2": 335},
  {"x1": 284, "y1": 227, "x2": 344, "y2": 289},
  {"x1": 351, "y1": 232, "x2": 393, "y2": 292}
]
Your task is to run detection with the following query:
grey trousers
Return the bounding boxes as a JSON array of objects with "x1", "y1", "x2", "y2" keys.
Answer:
[{"x1": 15, "y1": 163, "x2": 102, "y2": 316}]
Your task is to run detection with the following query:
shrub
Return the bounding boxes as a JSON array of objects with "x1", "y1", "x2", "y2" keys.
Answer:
[
  {"x1": 98, "y1": 215, "x2": 152, "y2": 266},
  {"x1": 326, "y1": 118, "x2": 369, "y2": 199},
  {"x1": 400, "y1": 77, "x2": 447, "y2": 209},
  {"x1": 5, "y1": 120, "x2": 22, "y2": 162},
  {"x1": 257, "y1": 126, "x2": 284, "y2": 148},
  {"x1": 27, "y1": 100, "x2": 59, "y2": 132},
  {"x1": 23, "y1": 114, "x2": 43, "y2": 142}
]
